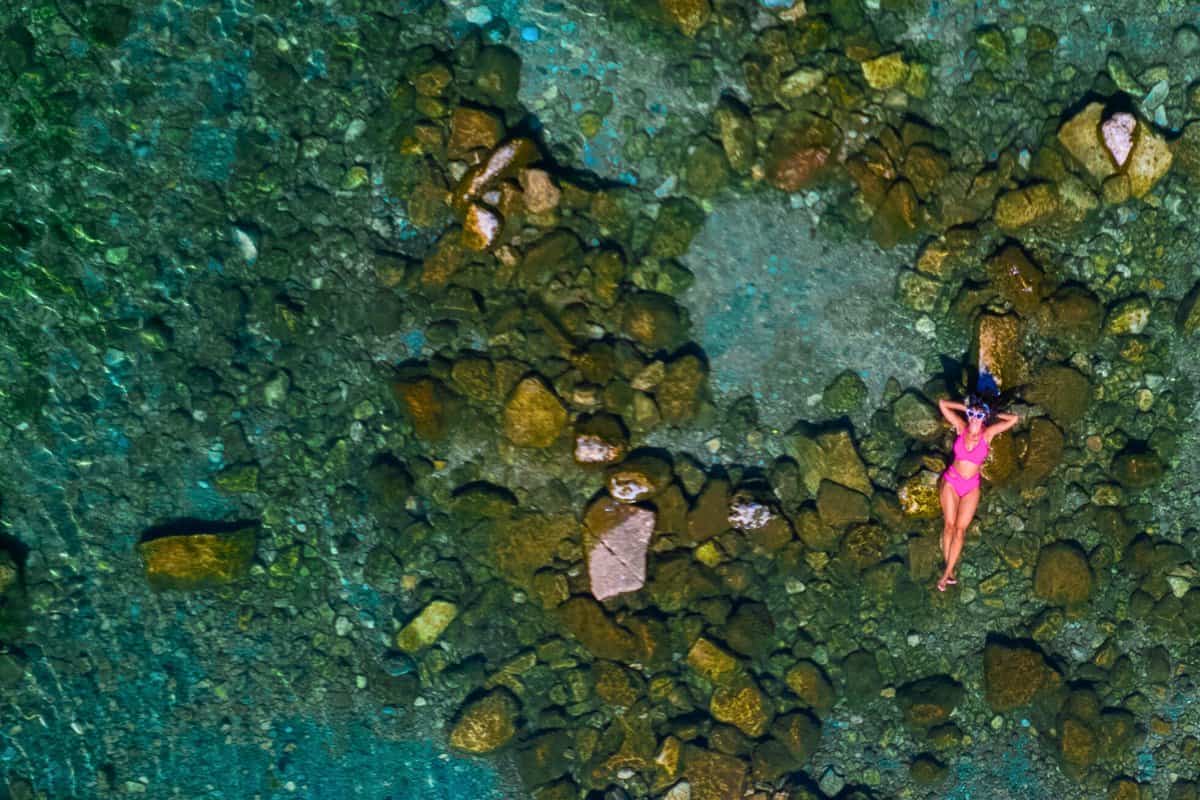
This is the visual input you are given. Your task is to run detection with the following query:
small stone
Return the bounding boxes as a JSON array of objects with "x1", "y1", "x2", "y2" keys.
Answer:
[
  {"x1": 1101, "y1": 112, "x2": 1136, "y2": 167},
  {"x1": 395, "y1": 600, "x2": 459, "y2": 652},
  {"x1": 779, "y1": 67, "x2": 826, "y2": 97}
]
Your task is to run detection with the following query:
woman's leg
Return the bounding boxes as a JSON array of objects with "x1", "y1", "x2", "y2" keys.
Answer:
[
  {"x1": 939, "y1": 474, "x2": 959, "y2": 567},
  {"x1": 944, "y1": 484, "x2": 981, "y2": 581}
]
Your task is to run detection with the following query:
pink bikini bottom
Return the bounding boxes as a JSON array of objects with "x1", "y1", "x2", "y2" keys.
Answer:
[{"x1": 943, "y1": 464, "x2": 981, "y2": 497}]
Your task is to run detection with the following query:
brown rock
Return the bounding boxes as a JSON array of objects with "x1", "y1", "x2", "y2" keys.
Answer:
[
  {"x1": 621, "y1": 291, "x2": 684, "y2": 352},
  {"x1": 711, "y1": 675, "x2": 774, "y2": 737},
  {"x1": 1038, "y1": 286, "x2": 1104, "y2": 349},
  {"x1": 687, "y1": 636, "x2": 743, "y2": 685},
  {"x1": 816, "y1": 429, "x2": 873, "y2": 495},
  {"x1": 976, "y1": 313, "x2": 1028, "y2": 388},
  {"x1": 1059, "y1": 716, "x2": 1097, "y2": 773},
  {"x1": 447, "y1": 106, "x2": 504, "y2": 160},
  {"x1": 994, "y1": 183, "x2": 1059, "y2": 231},
  {"x1": 784, "y1": 661, "x2": 835, "y2": 712},
  {"x1": 983, "y1": 639, "x2": 1061, "y2": 711},
  {"x1": 1125, "y1": 123, "x2": 1173, "y2": 198},
  {"x1": 519, "y1": 168, "x2": 561, "y2": 214},
  {"x1": 139, "y1": 528, "x2": 256, "y2": 590},
  {"x1": 897, "y1": 470, "x2": 942, "y2": 519},
  {"x1": 1034, "y1": 541, "x2": 1092, "y2": 605},
  {"x1": 816, "y1": 480, "x2": 870, "y2": 528},
  {"x1": 1057, "y1": 102, "x2": 1117, "y2": 182},
  {"x1": 772, "y1": 712, "x2": 821, "y2": 762},
  {"x1": 462, "y1": 202, "x2": 502, "y2": 251},
  {"x1": 660, "y1": 0, "x2": 710, "y2": 37},
  {"x1": 391, "y1": 377, "x2": 451, "y2": 440},
  {"x1": 1025, "y1": 365, "x2": 1091, "y2": 426},
  {"x1": 1018, "y1": 417, "x2": 1065, "y2": 486},
  {"x1": 657, "y1": 353, "x2": 707, "y2": 424},
  {"x1": 490, "y1": 514, "x2": 578, "y2": 591},
  {"x1": 687, "y1": 477, "x2": 731, "y2": 544},
  {"x1": 840, "y1": 523, "x2": 889, "y2": 571},
  {"x1": 503, "y1": 376, "x2": 568, "y2": 447},
  {"x1": 897, "y1": 675, "x2": 963, "y2": 728},
  {"x1": 520, "y1": 228, "x2": 583, "y2": 288},
  {"x1": 683, "y1": 746, "x2": 747, "y2": 800},
  {"x1": 420, "y1": 232, "x2": 468, "y2": 288},
  {"x1": 870, "y1": 179, "x2": 921, "y2": 249},
  {"x1": 449, "y1": 689, "x2": 519, "y2": 753},
  {"x1": 986, "y1": 244, "x2": 1048, "y2": 317},
  {"x1": 556, "y1": 597, "x2": 642, "y2": 662},
  {"x1": 765, "y1": 111, "x2": 841, "y2": 192},
  {"x1": 606, "y1": 454, "x2": 674, "y2": 503}
]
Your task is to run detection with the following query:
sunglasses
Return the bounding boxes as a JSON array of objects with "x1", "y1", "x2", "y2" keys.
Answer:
[{"x1": 966, "y1": 407, "x2": 988, "y2": 421}]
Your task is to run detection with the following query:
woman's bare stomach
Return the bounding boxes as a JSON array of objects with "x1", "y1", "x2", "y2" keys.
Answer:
[{"x1": 949, "y1": 459, "x2": 981, "y2": 478}]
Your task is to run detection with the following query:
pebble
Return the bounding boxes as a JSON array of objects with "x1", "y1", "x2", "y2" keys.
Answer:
[
  {"x1": 335, "y1": 616, "x2": 352, "y2": 636},
  {"x1": 465, "y1": 6, "x2": 493, "y2": 24},
  {"x1": 819, "y1": 767, "x2": 845, "y2": 797},
  {"x1": 906, "y1": 633, "x2": 921, "y2": 646}
]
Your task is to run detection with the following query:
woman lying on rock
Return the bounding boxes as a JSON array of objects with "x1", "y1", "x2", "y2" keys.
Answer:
[{"x1": 936, "y1": 391, "x2": 1020, "y2": 592}]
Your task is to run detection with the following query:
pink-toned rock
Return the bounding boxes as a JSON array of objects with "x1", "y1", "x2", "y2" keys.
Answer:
[
  {"x1": 1102, "y1": 113, "x2": 1136, "y2": 168},
  {"x1": 584, "y1": 496, "x2": 656, "y2": 601}
]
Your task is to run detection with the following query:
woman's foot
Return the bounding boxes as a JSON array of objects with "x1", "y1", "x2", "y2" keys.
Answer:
[
  {"x1": 936, "y1": 574, "x2": 951, "y2": 592},
  {"x1": 946, "y1": 576, "x2": 957, "y2": 585}
]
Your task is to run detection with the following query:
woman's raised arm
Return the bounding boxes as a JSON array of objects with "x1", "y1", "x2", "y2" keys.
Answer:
[{"x1": 937, "y1": 398, "x2": 965, "y2": 432}]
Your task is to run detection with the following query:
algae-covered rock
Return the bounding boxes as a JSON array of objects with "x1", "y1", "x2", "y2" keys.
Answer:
[
  {"x1": 994, "y1": 183, "x2": 1059, "y2": 231},
  {"x1": 660, "y1": 0, "x2": 710, "y2": 37},
  {"x1": 861, "y1": 51, "x2": 908, "y2": 90},
  {"x1": 983, "y1": 639, "x2": 1062, "y2": 711},
  {"x1": 391, "y1": 376, "x2": 452, "y2": 441},
  {"x1": 871, "y1": 179, "x2": 921, "y2": 249},
  {"x1": 138, "y1": 527, "x2": 256, "y2": 590},
  {"x1": 714, "y1": 95, "x2": 756, "y2": 175},
  {"x1": 986, "y1": 244, "x2": 1048, "y2": 317},
  {"x1": 772, "y1": 711, "x2": 821, "y2": 762},
  {"x1": 892, "y1": 392, "x2": 942, "y2": 440},
  {"x1": 765, "y1": 111, "x2": 841, "y2": 192},
  {"x1": 976, "y1": 313, "x2": 1028, "y2": 389},
  {"x1": 785, "y1": 660, "x2": 836, "y2": 712},
  {"x1": 822, "y1": 369, "x2": 869, "y2": 416},
  {"x1": 839, "y1": 523, "x2": 889, "y2": 571},
  {"x1": 687, "y1": 636, "x2": 743, "y2": 686},
  {"x1": 816, "y1": 429, "x2": 873, "y2": 495},
  {"x1": 657, "y1": 352, "x2": 707, "y2": 424},
  {"x1": 1111, "y1": 448, "x2": 1164, "y2": 489},
  {"x1": 909, "y1": 754, "x2": 948, "y2": 785},
  {"x1": 556, "y1": 597, "x2": 642, "y2": 661},
  {"x1": 683, "y1": 745, "x2": 747, "y2": 800},
  {"x1": 897, "y1": 470, "x2": 942, "y2": 519},
  {"x1": 1178, "y1": 281, "x2": 1200, "y2": 335},
  {"x1": 1039, "y1": 286, "x2": 1104, "y2": 349},
  {"x1": 471, "y1": 45, "x2": 522, "y2": 106},
  {"x1": 449, "y1": 688, "x2": 519, "y2": 753},
  {"x1": 816, "y1": 480, "x2": 870, "y2": 528},
  {"x1": 650, "y1": 197, "x2": 706, "y2": 259},
  {"x1": 503, "y1": 376, "x2": 568, "y2": 447},
  {"x1": 897, "y1": 675, "x2": 963, "y2": 728},
  {"x1": 646, "y1": 553, "x2": 722, "y2": 612},
  {"x1": 1104, "y1": 295, "x2": 1152, "y2": 335},
  {"x1": 1058, "y1": 716, "x2": 1096, "y2": 775},
  {"x1": 1034, "y1": 541, "x2": 1092, "y2": 605},
  {"x1": 621, "y1": 291, "x2": 685, "y2": 352},
  {"x1": 711, "y1": 675, "x2": 774, "y2": 737},
  {"x1": 396, "y1": 599, "x2": 459, "y2": 652},
  {"x1": 684, "y1": 137, "x2": 732, "y2": 198},
  {"x1": 490, "y1": 514, "x2": 577, "y2": 592},
  {"x1": 1025, "y1": 365, "x2": 1091, "y2": 427}
]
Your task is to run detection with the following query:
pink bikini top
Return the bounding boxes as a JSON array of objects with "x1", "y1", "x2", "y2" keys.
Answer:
[{"x1": 953, "y1": 430, "x2": 988, "y2": 464}]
